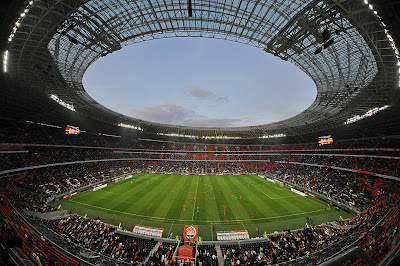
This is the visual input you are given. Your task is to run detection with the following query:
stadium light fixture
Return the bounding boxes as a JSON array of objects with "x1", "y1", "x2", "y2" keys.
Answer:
[
  {"x1": 362, "y1": 1, "x2": 400, "y2": 87},
  {"x1": 118, "y1": 123, "x2": 142, "y2": 131},
  {"x1": 50, "y1": 94, "x2": 75, "y2": 111},
  {"x1": 156, "y1": 132, "x2": 241, "y2": 139},
  {"x1": 26, "y1": 120, "x2": 62, "y2": 129},
  {"x1": 259, "y1": 133, "x2": 286, "y2": 139},
  {"x1": 3, "y1": 50, "x2": 8, "y2": 72},
  {"x1": 204, "y1": 136, "x2": 241, "y2": 139},
  {"x1": 98, "y1": 133, "x2": 121, "y2": 138},
  {"x1": 344, "y1": 105, "x2": 389, "y2": 125},
  {"x1": 4, "y1": 0, "x2": 36, "y2": 72},
  {"x1": 7, "y1": 1, "x2": 35, "y2": 44}
]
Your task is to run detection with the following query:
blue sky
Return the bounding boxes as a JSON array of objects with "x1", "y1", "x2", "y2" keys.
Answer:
[{"x1": 83, "y1": 37, "x2": 316, "y2": 127}]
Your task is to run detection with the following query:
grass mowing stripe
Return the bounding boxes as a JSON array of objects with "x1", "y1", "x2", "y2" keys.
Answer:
[
  {"x1": 56, "y1": 174, "x2": 356, "y2": 240},
  {"x1": 224, "y1": 175, "x2": 260, "y2": 221},
  {"x1": 193, "y1": 175, "x2": 206, "y2": 222},
  {"x1": 64, "y1": 199, "x2": 333, "y2": 223},
  {"x1": 81, "y1": 173, "x2": 158, "y2": 212},
  {"x1": 224, "y1": 176, "x2": 263, "y2": 221},
  {"x1": 152, "y1": 175, "x2": 188, "y2": 220},
  {"x1": 103, "y1": 178, "x2": 154, "y2": 210},
  {"x1": 192, "y1": 175, "x2": 200, "y2": 221},
  {"x1": 241, "y1": 175, "x2": 292, "y2": 215},
  {"x1": 179, "y1": 175, "x2": 198, "y2": 221},
  {"x1": 105, "y1": 174, "x2": 162, "y2": 214},
  {"x1": 241, "y1": 175, "x2": 271, "y2": 199},
  {"x1": 130, "y1": 174, "x2": 173, "y2": 215},
  {"x1": 221, "y1": 176, "x2": 250, "y2": 221},
  {"x1": 213, "y1": 176, "x2": 238, "y2": 221},
  {"x1": 206, "y1": 176, "x2": 222, "y2": 223},
  {"x1": 164, "y1": 175, "x2": 192, "y2": 220},
  {"x1": 230, "y1": 175, "x2": 275, "y2": 219}
]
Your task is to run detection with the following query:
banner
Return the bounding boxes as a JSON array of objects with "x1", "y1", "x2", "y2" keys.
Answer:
[
  {"x1": 92, "y1": 183, "x2": 107, "y2": 191},
  {"x1": 132, "y1": 225, "x2": 164, "y2": 238},
  {"x1": 216, "y1": 230, "x2": 249, "y2": 241},
  {"x1": 183, "y1": 225, "x2": 198, "y2": 243}
]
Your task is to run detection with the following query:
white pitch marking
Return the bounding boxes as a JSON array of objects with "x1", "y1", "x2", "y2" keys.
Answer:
[
  {"x1": 168, "y1": 221, "x2": 174, "y2": 238},
  {"x1": 68, "y1": 199, "x2": 326, "y2": 223},
  {"x1": 242, "y1": 177, "x2": 272, "y2": 199},
  {"x1": 122, "y1": 180, "x2": 150, "y2": 195}
]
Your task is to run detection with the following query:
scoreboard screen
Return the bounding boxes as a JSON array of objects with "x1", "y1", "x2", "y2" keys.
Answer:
[
  {"x1": 65, "y1": 125, "x2": 80, "y2": 135},
  {"x1": 318, "y1": 135, "x2": 333, "y2": 145}
]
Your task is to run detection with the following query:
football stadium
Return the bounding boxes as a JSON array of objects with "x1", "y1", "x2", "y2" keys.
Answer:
[{"x1": 1, "y1": 0, "x2": 400, "y2": 265}]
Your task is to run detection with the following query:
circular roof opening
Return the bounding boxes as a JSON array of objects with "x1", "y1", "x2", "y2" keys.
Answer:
[{"x1": 83, "y1": 37, "x2": 317, "y2": 127}]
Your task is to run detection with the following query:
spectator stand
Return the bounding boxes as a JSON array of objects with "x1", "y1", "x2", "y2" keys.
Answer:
[
  {"x1": 26, "y1": 215, "x2": 128, "y2": 266},
  {"x1": 264, "y1": 174, "x2": 359, "y2": 213},
  {"x1": 23, "y1": 209, "x2": 67, "y2": 220},
  {"x1": 0, "y1": 194, "x2": 82, "y2": 266}
]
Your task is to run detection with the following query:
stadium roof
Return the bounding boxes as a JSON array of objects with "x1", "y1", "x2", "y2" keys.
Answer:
[{"x1": 1, "y1": 0, "x2": 400, "y2": 140}]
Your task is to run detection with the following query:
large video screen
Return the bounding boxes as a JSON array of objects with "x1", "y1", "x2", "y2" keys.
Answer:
[
  {"x1": 318, "y1": 135, "x2": 333, "y2": 145},
  {"x1": 65, "y1": 125, "x2": 80, "y2": 135}
]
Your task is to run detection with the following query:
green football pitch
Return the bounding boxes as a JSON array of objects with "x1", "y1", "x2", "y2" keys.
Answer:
[{"x1": 54, "y1": 173, "x2": 355, "y2": 240}]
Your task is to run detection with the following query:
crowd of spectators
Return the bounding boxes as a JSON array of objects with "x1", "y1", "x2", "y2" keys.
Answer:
[
  {"x1": 196, "y1": 244, "x2": 218, "y2": 266},
  {"x1": 0, "y1": 195, "x2": 79, "y2": 265},
  {"x1": 0, "y1": 162, "x2": 136, "y2": 212},
  {"x1": 45, "y1": 215, "x2": 157, "y2": 264},
  {"x1": 219, "y1": 180, "x2": 400, "y2": 265},
  {"x1": 355, "y1": 205, "x2": 400, "y2": 263},
  {"x1": 0, "y1": 151, "x2": 396, "y2": 216},
  {"x1": 1, "y1": 120, "x2": 400, "y2": 153},
  {"x1": 264, "y1": 163, "x2": 391, "y2": 210},
  {"x1": 147, "y1": 242, "x2": 177, "y2": 265},
  {"x1": 1, "y1": 120, "x2": 400, "y2": 265},
  {"x1": 221, "y1": 225, "x2": 344, "y2": 265},
  {"x1": 0, "y1": 147, "x2": 115, "y2": 171}
]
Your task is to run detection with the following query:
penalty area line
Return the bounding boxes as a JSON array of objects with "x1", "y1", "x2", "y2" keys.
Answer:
[{"x1": 242, "y1": 177, "x2": 272, "y2": 199}]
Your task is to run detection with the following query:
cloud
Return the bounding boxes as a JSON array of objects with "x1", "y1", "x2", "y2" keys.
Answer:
[
  {"x1": 184, "y1": 86, "x2": 214, "y2": 98},
  {"x1": 184, "y1": 118, "x2": 241, "y2": 127},
  {"x1": 128, "y1": 103, "x2": 241, "y2": 127},
  {"x1": 217, "y1": 95, "x2": 229, "y2": 102},
  {"x1": 184, "y1": 86, "x2": 228, "y2": 102}
]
